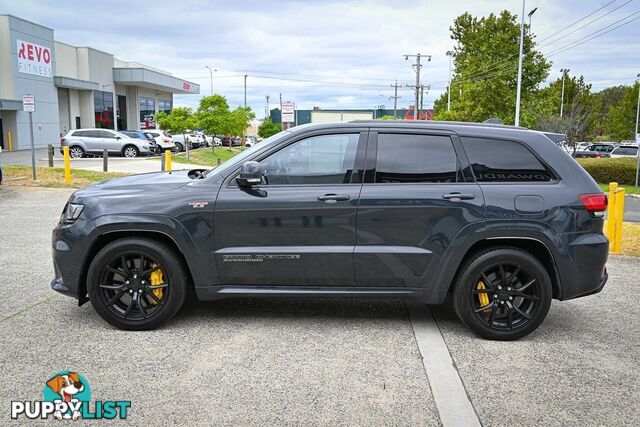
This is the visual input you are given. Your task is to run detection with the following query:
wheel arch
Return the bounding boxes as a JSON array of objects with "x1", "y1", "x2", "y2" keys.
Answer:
[
  {"x1": 77, "y1": 230, "x2": 196, "y2": 305},
  {"x1": 448, "y1": 237, "x2": 562, "y2": 301}
]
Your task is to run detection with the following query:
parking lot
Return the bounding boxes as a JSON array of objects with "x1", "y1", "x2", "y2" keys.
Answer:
[{"x1": 1, "y1": 186, "x2": 639, "y2": 425}]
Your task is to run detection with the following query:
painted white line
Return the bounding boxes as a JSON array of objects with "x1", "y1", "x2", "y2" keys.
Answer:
[{"x1": 407, "y1": 302, "x2": 481, "y2": 427}]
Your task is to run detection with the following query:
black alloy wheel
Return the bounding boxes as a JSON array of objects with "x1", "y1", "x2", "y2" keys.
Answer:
[
  {"x1": 453, "y1": 247, "x2": 552, "y2": 341},
  {"x1": 87, "y1": 238, "x2": 187, "y2": 330}
]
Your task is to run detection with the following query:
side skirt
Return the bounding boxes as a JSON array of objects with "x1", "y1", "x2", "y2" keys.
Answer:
[{"x1": 194, "y1": 285, "x2": 428, "y2": 301}]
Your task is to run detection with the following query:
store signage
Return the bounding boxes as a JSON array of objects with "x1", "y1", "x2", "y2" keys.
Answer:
[
  {"x1": 183, "y1": 82, "x2": 191, "y2": 90},
  {"x1": 23, "y1": 95, "x2": 35, "y2": 112},
  {"x1": 17, "y1": 39, "x2": 53, "y2": 78},
  {"x1": 282, "y1": 102, "x2": 295, "y2": 123}
]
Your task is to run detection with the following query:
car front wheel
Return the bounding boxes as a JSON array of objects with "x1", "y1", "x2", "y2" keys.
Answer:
[
  {"x1": 87, "y1": 238, "x2": 188, "y2": 330},
  {"x1": 452, "y1": 247, "x2": 552, "y2": 341},
  {"x1": 123, "y1": 145, "x2": 139, "y2": 158}
]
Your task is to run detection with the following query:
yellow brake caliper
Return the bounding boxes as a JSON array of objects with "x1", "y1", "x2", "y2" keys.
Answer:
[
  {"x1": 477, "y1": 280, "x2": 491, "y2": 312},
  {"x1": 149, "y1": 264, "x2": 164, "y2": 304}
]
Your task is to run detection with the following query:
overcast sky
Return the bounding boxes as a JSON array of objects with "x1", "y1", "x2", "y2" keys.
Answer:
[{"x1": 4, "y1": 0, "x2": 639, "y2": 118}]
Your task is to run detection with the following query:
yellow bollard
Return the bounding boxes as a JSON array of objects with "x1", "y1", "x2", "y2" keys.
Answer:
[
  {"x1": 612, "y1": 188, "x2": 625, "y2": 254},
  {"x1": 7, "y1": 131, "x2": 12, "y2": 152},
  {"x1": 606, "y1": 182, "x2": 618, "y2": 241},
  {"x1": 165, "y1": 149, "x2": 172, "y2": 172},
  {"x1": 63, "y1": 146, "x2": 71, "y2": 185}
]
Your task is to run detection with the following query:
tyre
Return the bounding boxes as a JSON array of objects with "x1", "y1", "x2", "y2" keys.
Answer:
[
  {"x1": 87, "y1": 238, "x2": 188, "y2": 330},
  {"x1": 452, "y1": 247, "x2": 552, "y2": 341},
  {"x1": 122, "y1": 145, "x2": 139, "y2": 158},
  {"x1": 174, "y1": 142, "x2": 184, "y2": 152},
  {"x1": 69, "y1": 146, "x2": 84, "y2": 159}
]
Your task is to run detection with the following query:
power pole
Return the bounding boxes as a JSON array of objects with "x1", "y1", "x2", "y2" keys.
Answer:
[
  {"x1": 279, "y1": 93, "x2": 283, "y2": 129},
  {"x1": 390, "y1": 80, "x2": 402, "y2": 119},
  {"x1": 514, "y1": 0, "x2": 526, "y2": 126},
  {"x1": 265, "y1": 95, "x2": 270, "y2": 120},
  {"x1": 446, "y1": 51, "x2": 453, "y2": 111},
  {"x1": 404, "y1": 53, "x2": 431, "y2": 120},
  {"x1": 560, "y1": 68, "x2": 570, "y2": 117},
  {"x1": 243, "y1": 74, "x2": 247, "y2": 108}
]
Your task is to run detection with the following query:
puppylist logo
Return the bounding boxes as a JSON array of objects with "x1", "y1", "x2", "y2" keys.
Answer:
[{"x1": 11, "y1": 371, "x2": 131, "y2": 420}]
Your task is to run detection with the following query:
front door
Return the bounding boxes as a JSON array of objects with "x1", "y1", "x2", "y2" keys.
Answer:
[
  {"x1": 355, "y1": 131, "x2": 485, "y2": 288},
  {"x1": 214, "y1": 131, "x2": 367, "y2": 287}
]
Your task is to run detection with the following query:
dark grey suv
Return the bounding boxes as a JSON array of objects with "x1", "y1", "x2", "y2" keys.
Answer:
[{"x1": 51, "y1": 121, "x2": 609, "y2": 340}]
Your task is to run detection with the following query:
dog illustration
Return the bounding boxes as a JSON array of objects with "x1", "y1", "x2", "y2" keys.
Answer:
[{"x1": 46, "y1": 372, "x2": 84, "y2": 420}]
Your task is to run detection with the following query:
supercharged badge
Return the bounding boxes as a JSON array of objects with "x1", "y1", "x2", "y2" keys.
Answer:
[
  {"x1": 188, "y1": 201, "x2": 209, "y2": 209},
  {"x1": 223, "y1": 254, "x2": 301, "y2": 262}
]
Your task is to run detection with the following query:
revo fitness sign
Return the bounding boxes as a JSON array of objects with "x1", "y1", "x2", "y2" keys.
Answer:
[{"x1": 16, "y1": 39, "x2": 53, "y2": 78}]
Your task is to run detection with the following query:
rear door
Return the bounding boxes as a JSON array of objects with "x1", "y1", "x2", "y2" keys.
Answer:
[
  {"x1": 213, "y1": 130, "x2": 367, "y2": 287},
  {"x1": 355, "y1": 130, "x2": 485, "y2": 288}
]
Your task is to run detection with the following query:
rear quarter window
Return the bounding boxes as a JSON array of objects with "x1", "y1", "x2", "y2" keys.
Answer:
[{"x1": 460, "y1": 137, "x2": 554, "y2": 182}]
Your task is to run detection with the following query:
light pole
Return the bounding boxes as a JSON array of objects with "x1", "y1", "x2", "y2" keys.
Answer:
[
  {"x1": 446, "y1": 51, "x2": 453, "y2": 111},
  {"x1": 528, "y1": 7, "x2": 538, "y2": 34},
  {"x1": 514, "y1": 0, "x2": 526, "y2": 126},
  {"x1": 205, "y1": 66, "x2": 217, "y2": 96},
  {"x1": 560, "y1": 68, "x2": 570, "y2": 117},
  {"x1": 634, "y1": 73, "x2": 640, "y2": 193}
]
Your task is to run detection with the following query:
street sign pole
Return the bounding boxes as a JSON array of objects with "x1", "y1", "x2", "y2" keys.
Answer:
[
  {"x1": 23, "y1": 94, "x2": 37, "y2": 180},
  {"x1": 29, "y1": 111, "x2": 36, "y2": 180}
]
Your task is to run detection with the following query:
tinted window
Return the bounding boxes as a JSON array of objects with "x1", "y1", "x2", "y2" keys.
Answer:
[
  {"x1": 72, "y1": 130, "x2": 90, "y2": 137},
  {"x1": 375, "y1": 134, "x2": 458, "y2": 183},
  {"x1": 461, "y1": 137, "x2": 553, "y2": 182},
  {"x1": 260, "y1": 134, "x2": 359, "y2": 185},
  {"x1": 612, "y1": 147, "x2": 638, "y2": 156}
]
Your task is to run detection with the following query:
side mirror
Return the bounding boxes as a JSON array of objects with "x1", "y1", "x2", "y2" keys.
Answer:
[
  {"x1": 236, "y1": 161, "x2": 262, "y2": 186},
  {"x1": 115, "y1": 136, "x2": 121, "y2": 140}
]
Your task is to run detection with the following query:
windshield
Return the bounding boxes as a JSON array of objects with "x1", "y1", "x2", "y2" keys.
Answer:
[{"x1": 206, "y1": 130, "x2": 290, "y2": 177}]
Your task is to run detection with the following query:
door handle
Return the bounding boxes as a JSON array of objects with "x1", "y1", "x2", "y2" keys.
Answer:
[
  {"x1": 442, "y1": 193, "x2": 475, "y2": 200},
  {"x1": 318, "y1": 194, "x2": 351, "y2": 202}
]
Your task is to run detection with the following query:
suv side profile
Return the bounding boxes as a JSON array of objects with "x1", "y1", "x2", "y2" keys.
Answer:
[
  {"x1": 51, "y1": 121, "x2": 609, "y2": 340},
  {"x1": 60, "y1": 128, "x2": 153, "y2": 158}
]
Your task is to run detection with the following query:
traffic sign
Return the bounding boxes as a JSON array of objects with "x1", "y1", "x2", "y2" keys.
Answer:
[{"x1": 23, "y1": 94, "x2": 35, "y2": 112}]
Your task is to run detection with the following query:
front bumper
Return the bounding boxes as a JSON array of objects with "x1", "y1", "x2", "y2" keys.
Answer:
[{"x1": 51, "y1": 224, "x2": 86, "y2": 302}]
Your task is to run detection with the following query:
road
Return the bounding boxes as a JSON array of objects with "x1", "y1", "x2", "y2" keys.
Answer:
[{"x1": 0, "y1": 186, "x2": 638, "y2": 425}]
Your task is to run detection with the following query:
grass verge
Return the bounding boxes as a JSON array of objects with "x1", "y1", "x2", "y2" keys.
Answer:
[
  {"x1": 2, "y1": 165, "x2": 127, "y2": 188},
  {"x1": 618, "y1": 222, "x2": 640, "y2": 257},
  {"x1": 598, "y1": 183, "x2": 639, "y2": 195},
  {"x1": 171, "y1": 147, "x2": 244, "y2": 166}
]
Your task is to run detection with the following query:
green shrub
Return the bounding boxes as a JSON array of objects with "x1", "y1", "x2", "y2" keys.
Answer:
[{"x1": 576, "y1": 157, "x2": 638, "y2": 185}]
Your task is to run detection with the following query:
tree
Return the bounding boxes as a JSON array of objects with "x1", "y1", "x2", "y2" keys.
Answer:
[
  {"x1": 433, "y1": 10, "x2": 551, "y2": 124},
  {"x1": 257, "y1": 118, "x2": 282, "y2": 138},
  {"x1": 196, "y1": 95, "x2": 231, "y2": 137},
  {"x1": 378, "y1": 115, "x2": 396, "y2": 120},
  {"x1": 605, "y1": 82, "x2": 639, "y2": 141},
  {"x1": 156, "y1": 107, "x2": 196, "y2": 159}
]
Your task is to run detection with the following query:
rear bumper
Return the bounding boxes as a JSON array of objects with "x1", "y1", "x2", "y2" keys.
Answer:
[{"x1": 558, "y1": 232, "x2": 609, "y2": 300}]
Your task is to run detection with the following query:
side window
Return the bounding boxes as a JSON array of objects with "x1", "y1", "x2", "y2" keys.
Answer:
[
  {"x1": 375, "y1": 134, "x2": 458, "y2": 183},
  {"x1": 72, "y1": 130, "x2": 88, "y2": 137},
  {"x1": 460, "y1": 137, "x2": 553, "y2": 182},
  {"x1": 97, "y1": 130, "x2": 116, "y2": 139},
  {"x1": 259, "y1": 134, "x2": 359, "y2": 185}
]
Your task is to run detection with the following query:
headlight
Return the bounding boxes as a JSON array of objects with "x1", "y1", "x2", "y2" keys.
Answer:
[{"x1": 62, "y1": 203, "x2": 84, "y2": 223}]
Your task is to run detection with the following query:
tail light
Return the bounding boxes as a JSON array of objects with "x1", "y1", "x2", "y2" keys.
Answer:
[
  {"x1": 595, "y1": 152, "x2": 601, "y2": 158},
  {"x1": 60, "y1": 138, "x2": 66, "y2": 144},
  {"x1": 580, "y1": 193, "x2": 608, "y2": 212},
  {"x1": 164, "y1": 138, "x2": 170, "y2": 143}
]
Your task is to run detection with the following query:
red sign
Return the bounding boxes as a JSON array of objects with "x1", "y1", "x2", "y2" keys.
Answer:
[
  {"x1": 17, "y1": 39, "x2": 52, "y2": 77},
  {"x1": 183, "y1": 82, "x2": 190, "y2": 90}
]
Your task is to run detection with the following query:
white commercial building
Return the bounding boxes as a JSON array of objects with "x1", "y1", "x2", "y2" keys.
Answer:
[{"x1": 0, "y1": 14, "x2": 199, "y2": 151}]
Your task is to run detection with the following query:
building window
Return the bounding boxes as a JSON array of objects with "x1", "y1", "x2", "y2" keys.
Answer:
[
  {"x1": 94, "y1": 90, "x2": 114, "y2": 129},
  {"x1": 159, "y1": 99, "x2": 172, "y2": 115},
  {"x1": 139, "y1": 96, "x2": 155, "y2": 129}
]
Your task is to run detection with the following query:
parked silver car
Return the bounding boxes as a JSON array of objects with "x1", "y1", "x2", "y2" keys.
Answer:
[{"x1": 60, "y1": 128, "x2": 153, "y2": 158}]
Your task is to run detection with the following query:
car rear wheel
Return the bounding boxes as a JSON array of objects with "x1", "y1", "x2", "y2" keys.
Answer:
[
  {"x1": 452, "y1": 247, "x2": 552, "y2": 341},
  {"x1": 174, "y1": 142, "x2": 184, "y2": 152},
  {"x1": 122, "y1": 145, "x2": 139, "y2": 158},
  {"x1": 87, "y1": 238, "x2": 188, "y2": 330},
  {"x1": 69, "y1": 146, "x2": 84, "y2": 159}
]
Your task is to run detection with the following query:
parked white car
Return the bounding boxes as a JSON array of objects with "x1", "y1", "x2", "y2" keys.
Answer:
[
  {"x1": 171, "y1": 132, "x2": 205, "y2": 152},
  {"x1": 144, "y1": 130, "x2": 176, "y2": 152},
  {"x1": 610, "y1": 145, "x2": 638, "y2": 158}
]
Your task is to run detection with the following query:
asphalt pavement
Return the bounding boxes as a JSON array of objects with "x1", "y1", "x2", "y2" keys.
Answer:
[{"x1": 0, "y1": 187, "x2": 639, "y2": 425}]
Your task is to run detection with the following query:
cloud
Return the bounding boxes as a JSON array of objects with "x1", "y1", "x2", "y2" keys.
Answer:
[{"x1": 3, "y1": 0, "x2": 638, "y2": 117}]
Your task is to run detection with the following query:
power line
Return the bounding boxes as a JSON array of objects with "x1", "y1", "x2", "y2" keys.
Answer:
[{"x1": 537, "y1": 0, "x2": 620, "y2": 43}]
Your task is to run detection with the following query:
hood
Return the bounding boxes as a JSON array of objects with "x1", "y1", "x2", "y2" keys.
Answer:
[{"x1": 77, "y1": 169, "x2": 206, "y2": 196}]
